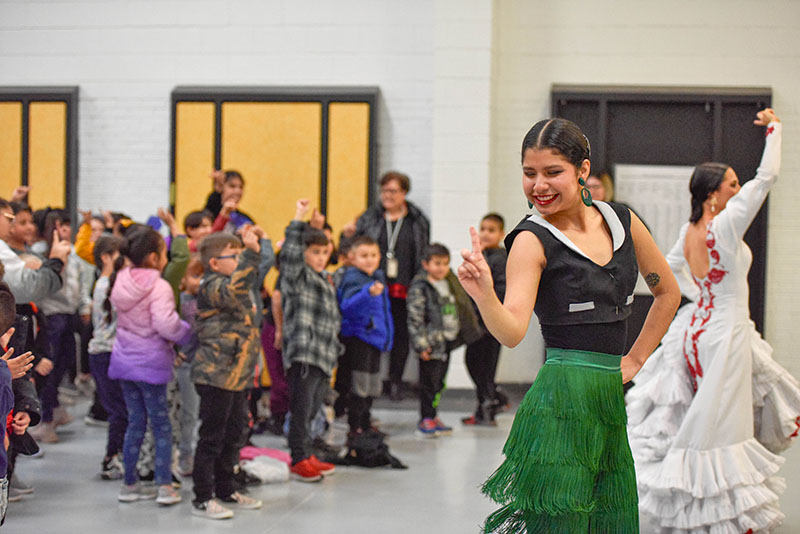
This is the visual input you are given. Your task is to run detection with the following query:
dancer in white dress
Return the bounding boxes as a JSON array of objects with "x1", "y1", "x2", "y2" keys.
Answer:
[{"x1": 627, "y1": 108, "x2": 800, "y2": 533}]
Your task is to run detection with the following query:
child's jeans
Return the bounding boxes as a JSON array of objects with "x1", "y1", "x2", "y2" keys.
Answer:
[
  {"x1": 41, "y1": 313, "x2": 77, "y2": 422},
  {"x1": 175, "y1": 360, "x2": 199, "y2": 461},
  {"x1": 419, "y1": 353, "x2": 450, "y2": 420},
  {"x1": 119, "y1": 380, "x2": 172, "y2": 486},
  {"x1": 89, "y1": 352, "x2": 128, "y2": 459},
  {"x1": 287, "y1": 362, "x2": 329, "y2": 465},
  {"x1": 192, "y1": 384, "x2": 248, "y2": 503}
]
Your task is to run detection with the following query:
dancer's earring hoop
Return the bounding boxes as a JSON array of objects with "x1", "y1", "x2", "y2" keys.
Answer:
[{"x1": 578, "y1": 177, "x2": 593, "y2": 207}]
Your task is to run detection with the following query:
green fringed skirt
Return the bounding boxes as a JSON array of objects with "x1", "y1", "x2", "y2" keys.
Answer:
[{"x1": 482, "y1": 348, "x2": 638, "y2": 534}]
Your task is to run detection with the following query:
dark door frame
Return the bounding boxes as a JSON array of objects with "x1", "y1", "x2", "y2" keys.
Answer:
[
  {"x1": 552, "y1": 84, "x2": 772, "y2": 335},
  {"x1": 170, "y1": 86, "x2": 380, "y2": 215},
  {"x1": 0, "y1": 86, "x2": 80, "y2": 220}
]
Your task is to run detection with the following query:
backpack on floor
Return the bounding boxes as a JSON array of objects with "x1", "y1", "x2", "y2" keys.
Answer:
[{"x1": 339, "y1": 431, "x2": 407, "y2": 469}]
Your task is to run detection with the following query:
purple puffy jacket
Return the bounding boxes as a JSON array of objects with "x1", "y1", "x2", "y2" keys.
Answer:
[{"x1": 108, "y1": 267, "x2": 191, "y2": 384}]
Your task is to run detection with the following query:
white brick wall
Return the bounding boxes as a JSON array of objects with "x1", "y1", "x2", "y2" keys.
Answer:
[
  {"x1": 490, "y1": 0, "x2": 800, "y2": 380},
  {"x1": 0, "y1": 0, "x2": 436, "y2": 219}
]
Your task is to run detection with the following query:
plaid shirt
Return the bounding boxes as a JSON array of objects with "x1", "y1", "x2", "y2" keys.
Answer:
[{"x1": 279, "y1": 220, "x2": 342, "y2": 375}]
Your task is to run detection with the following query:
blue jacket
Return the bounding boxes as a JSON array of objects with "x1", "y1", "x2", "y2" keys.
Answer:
[{"x1": 337, "y1": 267, "x2": 394, "y2": 352}]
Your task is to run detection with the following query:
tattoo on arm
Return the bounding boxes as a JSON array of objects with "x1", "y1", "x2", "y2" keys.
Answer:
[{"x1": 645, "y1": 272, "x2": 661, "y2": 288}]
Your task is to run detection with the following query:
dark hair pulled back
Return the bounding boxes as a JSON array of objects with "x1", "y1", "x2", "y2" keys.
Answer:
[
  {"x1": 102, "y1": 227, "x2": 164, "y2": 325},
  {"x1": 689, "y1": 162, "x2": 730, "y2": 223},
  {"x1": 521, "y1": 118, "x2": 591, "y2": 167},
  {"x1": 125, "y1": 227, "x2": 164, "y2": 268},
  {"x1": 96, "y1": 235, "x2": 128, "y2": 325}
]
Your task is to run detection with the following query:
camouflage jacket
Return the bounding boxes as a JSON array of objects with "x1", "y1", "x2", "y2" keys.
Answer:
[{"x1": 192, "y1": 248, "x2": 261, "y2": 391}]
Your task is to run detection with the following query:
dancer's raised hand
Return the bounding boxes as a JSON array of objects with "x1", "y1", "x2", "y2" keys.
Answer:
[
  {"x1": 754, "y1": 108, "x2": 779, "y2": 126},
  {"x1": 458, "y1": 226, "x2": 494, "y2": 301}
]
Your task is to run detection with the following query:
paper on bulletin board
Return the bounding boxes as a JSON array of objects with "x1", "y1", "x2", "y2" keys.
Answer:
[{"x1": 613, "y1": 164, "x2": 694, "y2": 294}]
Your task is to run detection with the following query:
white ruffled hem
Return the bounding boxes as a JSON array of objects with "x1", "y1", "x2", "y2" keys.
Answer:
[
  {"x1": 751, "y1": 333, "x2": 800, "y2": 453},
  {"x1": 645, "y1": 502, "x2": 784, "y2": 534},
  {"x1": 639, "y1": 438, "x2": 784, "y2": 498},
  {"x1": 640, "y1": 476, "x2": 784, "y2": 529}
]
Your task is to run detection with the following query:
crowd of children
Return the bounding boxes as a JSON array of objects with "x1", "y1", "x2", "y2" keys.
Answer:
[{"x1": 0, "y1": 171, "x2": 510, "y2": 522}]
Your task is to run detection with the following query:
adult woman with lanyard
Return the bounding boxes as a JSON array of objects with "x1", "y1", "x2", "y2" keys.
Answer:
[
  {"x1": 350, "y1": 171, "x2": 430, "y2": 401},
  {"x1": 458, "y1": 118, "x2": 680, "y2": 532}
]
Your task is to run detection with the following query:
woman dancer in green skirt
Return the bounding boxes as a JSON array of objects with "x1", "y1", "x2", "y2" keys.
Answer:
[{"x1": 458, "y1": 118, "x2": 681, "y2": 533}]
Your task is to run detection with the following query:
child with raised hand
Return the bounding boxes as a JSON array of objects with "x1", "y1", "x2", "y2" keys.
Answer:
[
  {"x1": 183, "y1": 210, "x2": 213, "y2": 253},
  {"x1": 34, "y1": 209, "x2": 82, "y2": 443},
  {"x1": 87, "y1": 235, "x2": 128, "y2": 480},
  {"x1": 281, "y1": 199, "x2": 341, "y2": 482},
  {"x1": 462, "y1": 213, "x2": 508, "y2": 426},
  {"x1": 337, "y1": 236, "x2": 393, "y2": 440},
  {"x1": 191, "y1": 227, "x2": 265, "y2": 519},
  {"x1": 108, "y1": 227, "x2": 191, "y2": 506},
  {"x1": 407, "y1": 243, "x2": 482, "y2": 438}
]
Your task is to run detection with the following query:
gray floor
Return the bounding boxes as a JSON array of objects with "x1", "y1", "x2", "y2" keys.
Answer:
[{"x1": 5, "y1": 397, "x2": 800, "y2": 533}]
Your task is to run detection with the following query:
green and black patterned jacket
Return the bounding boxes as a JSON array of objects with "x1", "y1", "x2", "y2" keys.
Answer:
[
  {"x1": 192, "y1": 248, "x2": 261, "y2": 391},
  {"x1": 407, "y1": 270, "x2": 483, "y2": 360}
]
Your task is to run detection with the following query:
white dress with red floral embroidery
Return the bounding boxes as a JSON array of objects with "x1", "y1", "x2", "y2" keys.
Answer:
[{"x1": 627, "y1": 122, "x2": 800, "y2": 534}]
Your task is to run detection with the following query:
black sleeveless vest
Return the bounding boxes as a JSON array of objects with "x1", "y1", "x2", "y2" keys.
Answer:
[{"x1": 505, "y1": 201, "x2": 638, "y2": 328}]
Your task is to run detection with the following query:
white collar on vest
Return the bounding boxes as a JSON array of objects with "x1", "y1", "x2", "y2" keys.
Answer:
[{"x1": 526, "y1": 200, "x2": 625, "y2": 261}]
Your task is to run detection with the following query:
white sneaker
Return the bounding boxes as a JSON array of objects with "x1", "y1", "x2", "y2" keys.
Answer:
[
  {"x1": 156, "y1": 484, "x2": 182, "y2": 506},
  {"x1": 220, "y1": 491, "x2": 262, "y2": 510},
  {"x1": 53, "y1": 406, "x2": 74, "y2": 427},
  {"x1": 118, "y1": 482, "x2": 157, "y2": 502},
  {"x1": 192, "y1": 498, "x2": 234, "y2": 519},
  {"x1": 29, "y1": 422, "x2": 59, "y2": 443},
  {"x1": 9, "y1": 477, "x2": 33, "y2": 495}
]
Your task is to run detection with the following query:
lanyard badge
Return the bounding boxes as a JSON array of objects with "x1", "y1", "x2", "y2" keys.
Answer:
[{"x1": 385, "y1": 215, "x2": 404, "y2": 280}]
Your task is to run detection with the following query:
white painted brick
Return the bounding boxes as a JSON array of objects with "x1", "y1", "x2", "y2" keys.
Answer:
[{"x1": 433, "y1": 49, "x2": 492, "y2": 78}]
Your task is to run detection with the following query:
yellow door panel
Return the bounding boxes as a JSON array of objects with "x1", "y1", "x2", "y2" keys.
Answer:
[
  {"x1": 327, "y1": 102, "x2": 370, "y2": 236},
  {"x1": 0, "y1": 102, "x2": 22, "y2": 198},
  {"x1": 174, "y1": 102, "x2": 216, "y2": 226},
  {"x1": 28, "y1": 102, "x2": 66, "y2": 209},
  {"x1": 221, "y1": 102, "x2": 322, "y2": 243}
]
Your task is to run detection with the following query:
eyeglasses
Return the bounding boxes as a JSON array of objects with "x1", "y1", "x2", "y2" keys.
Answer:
[
  {"x1": 380, "y1": 188, "x2": 403, "y2": 195},
  {"x1": 1, "y1": 212, "x2": 15, "y2": 222},
  {"x1": 215, "y1": 254, "x2": 238, "y2": 260}
]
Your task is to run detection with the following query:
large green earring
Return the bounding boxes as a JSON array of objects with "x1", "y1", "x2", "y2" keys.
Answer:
[
  {"x1": 527, "y1": 200, "x2": 533, "y2": 209},
  {"x1": 578, "y1": 177, "x2": 593, "y2": 207}
]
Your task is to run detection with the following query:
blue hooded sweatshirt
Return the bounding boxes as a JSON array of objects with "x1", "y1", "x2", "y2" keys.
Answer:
[{"x1": 337, "y1": 267, "x2": 394, "y2": 352}]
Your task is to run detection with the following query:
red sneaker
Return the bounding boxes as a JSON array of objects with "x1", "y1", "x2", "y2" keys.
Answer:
[
  {"x1": 461, "y1": 415, "x2": 497, "y2": 427},
  {"x1": 290, "y1": 458, "x2": 322, "y2": 482},
  {"x1": 308, "y1": 455, "x2": 336, "y2": 476}
]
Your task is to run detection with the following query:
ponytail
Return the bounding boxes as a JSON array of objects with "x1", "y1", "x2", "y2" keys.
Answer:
[
  {"x1": 95, "y1": 235, "x2": 128, "y2": 326},
  {"x1": 103, "y1": 253, "x2": 126, "y2": 325}
]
